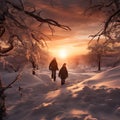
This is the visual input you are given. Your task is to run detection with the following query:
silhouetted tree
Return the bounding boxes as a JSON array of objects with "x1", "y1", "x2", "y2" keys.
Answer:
[
  {"x1": 0, "y1": 0, "x2": 70, "y2": 60},
  {"x1": 88, "y1": 0, "x2": 120, "y2": 45},
  {"x1": 88, "y1": 42, "x2": 110, "y2": 71},
  {"x1": 0, "y1": 0, "x2": 70, "y2": 73},
  {"x1": 86, "y1": 0, "x2": 120, "y2": 70},
  {"x1": 0, "y1": 0, "x2": 70, "y2": 119}
]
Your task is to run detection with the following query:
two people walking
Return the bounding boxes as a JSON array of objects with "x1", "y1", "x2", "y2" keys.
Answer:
[{"x1": 49, "y1": 58, "x2": 68, "y2": 85}]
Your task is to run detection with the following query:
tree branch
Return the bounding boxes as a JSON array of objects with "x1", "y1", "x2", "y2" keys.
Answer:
[
  {"x1": 104, "y1": 9, "x2": 120, "y2": 32},
  {"x1": 0, "y1": 72, "x2": 22, "y2": 93},
  {"x1": 6, "y1": 0, "x2": 71, "y2": 30}
]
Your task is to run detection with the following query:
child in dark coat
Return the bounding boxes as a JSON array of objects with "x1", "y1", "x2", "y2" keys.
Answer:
[{"x1": 58, "y1": 63, "x2": 68, "y2": 85}]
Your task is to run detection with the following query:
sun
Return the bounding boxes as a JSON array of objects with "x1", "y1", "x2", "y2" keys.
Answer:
[{"x1": 59, "y1": 49, "x2": 68, "y2": 59}]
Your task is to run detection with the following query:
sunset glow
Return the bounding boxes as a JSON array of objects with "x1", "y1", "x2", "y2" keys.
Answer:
[
  {"x1": 43, "y1": 0, "x2": 103, "y2": 59},
  {"x1": 48, "y1": 42, "x2": 89, "y2": 59},
  {"x1": 58, "y1": 49, "x2": 68, "y2": 59}
]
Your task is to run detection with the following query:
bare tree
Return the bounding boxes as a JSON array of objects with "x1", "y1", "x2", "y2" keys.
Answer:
[
  {"x1": 87, "y1": 0, "x2": 120, "y2": 45},
  {"x1": 0, "y1": 0, "x2": 70, "y2": 119},
  {"x1": 86, "y1": 0, "x2": 120, "y2": 71},
  {"x1": 0, "y1": 0, "x2": 70, "y2": 55},
  {"x1": 0, "y1": 0, "x2": 70, "y2": 72},
  {"x1": 88, "y1": 42, "x2": 111, "y2": 71}
]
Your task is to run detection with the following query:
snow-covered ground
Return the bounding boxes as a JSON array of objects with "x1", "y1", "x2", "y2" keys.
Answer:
[{"x1": 1, "y1": 66, "x2": 120, "y2": 120}]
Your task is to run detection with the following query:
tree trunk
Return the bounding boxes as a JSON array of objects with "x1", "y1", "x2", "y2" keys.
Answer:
[
  {"x1": 97, "y1": 54, "x2": 101, "y2": 71},
  {"x1": 0, "y1": 77, "x2": 6, "y2": 120}
]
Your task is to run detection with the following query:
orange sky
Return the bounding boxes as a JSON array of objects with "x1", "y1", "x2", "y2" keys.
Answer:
[{"x1": 32, "y1": 0, "x2": 105, "y2": 58}]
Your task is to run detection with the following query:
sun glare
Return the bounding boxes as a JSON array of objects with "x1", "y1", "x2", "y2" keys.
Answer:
[{"x1": 59, "y1": 49, "x2": 67, "y2": 59}]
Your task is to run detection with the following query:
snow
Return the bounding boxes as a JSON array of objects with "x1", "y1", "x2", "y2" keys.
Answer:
[
  {"x1": 1, "y1": 65, "x2": 120, "y2": 120},
  {"x1": 81, "y1": 66, "x2": 120, "y2": 88}
]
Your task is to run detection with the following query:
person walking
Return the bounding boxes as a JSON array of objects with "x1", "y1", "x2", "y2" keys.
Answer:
[
  {"x1": 58, "y1": 63, "x2": 68, "y2": 85},
  {"x1": 49, "y1": 57, "x2": 59, "y2": 81}
]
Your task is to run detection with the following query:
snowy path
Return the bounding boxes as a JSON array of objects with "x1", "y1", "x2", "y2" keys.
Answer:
[
  {"x1": 36, "y1": 69, "x2": 95, "y2": 88},
  {"x1": 4, "y1": 69, "x2": 95, "y2": 120}
]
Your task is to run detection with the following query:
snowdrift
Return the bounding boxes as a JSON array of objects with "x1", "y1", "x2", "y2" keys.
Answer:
[
  {"x1": 81, "y1": 66, "x2": 120, "y2": 88},
  {"x1": 1, "y1": 66, "x2": 120, "y2": 120}
]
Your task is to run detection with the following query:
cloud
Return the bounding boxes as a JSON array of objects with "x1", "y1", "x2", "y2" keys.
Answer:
[{"x1": 28, "y1": 0, "x2": 105, "y2": 56}]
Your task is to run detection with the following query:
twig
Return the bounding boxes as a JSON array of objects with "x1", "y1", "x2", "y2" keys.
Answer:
[{"x1": 2, "y1": 72, "x2": 22, "y2": 92}]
